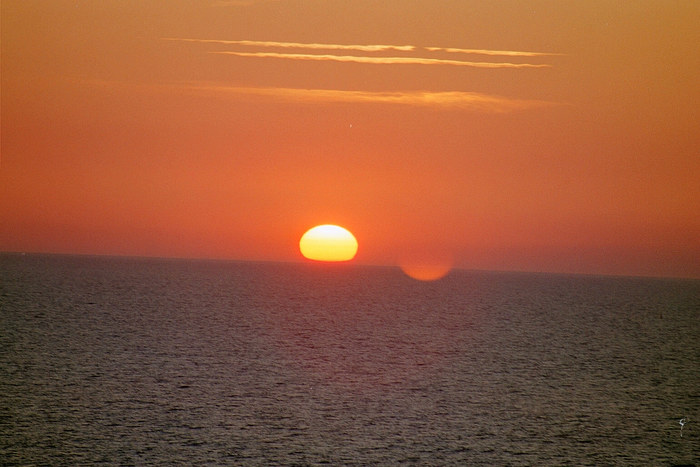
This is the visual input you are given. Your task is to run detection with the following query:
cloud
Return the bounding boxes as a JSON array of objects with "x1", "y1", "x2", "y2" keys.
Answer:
[
  {"x1": 163, "y1": 38, "x2": 559, "y2": 59},
  {"x1": 425, "y1": 46, "x2": 563, "y2": 57},
  {"x1": 212, "y1": 51, "x2": 550, "y2": 68},
  {"x1": 79, "y1": 77, "x2": 560, "y2": 112},
  {"x1": 157, "y1": 38, "x2": 558, "y2": 109},
  {"x1": 182, "y1": 84, "x2": 557, "y2": 112},
  {"x1": 162, "y1": 38, "x2": 415, "y2": 52}
]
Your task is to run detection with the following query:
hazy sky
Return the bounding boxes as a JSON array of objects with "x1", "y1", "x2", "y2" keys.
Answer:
[{"x1": 2, "y1": 0, "x2": 699, "y2": 278}]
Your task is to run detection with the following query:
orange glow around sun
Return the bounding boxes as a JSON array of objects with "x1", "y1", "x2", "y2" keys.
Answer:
[{"x1": 299, "y1": 225, "x2": 358, "y2": 262}]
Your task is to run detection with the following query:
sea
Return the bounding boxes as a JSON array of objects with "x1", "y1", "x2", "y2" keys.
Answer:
[{"x1": 1, "y1": 253, "x2": 698, "y2": 465}]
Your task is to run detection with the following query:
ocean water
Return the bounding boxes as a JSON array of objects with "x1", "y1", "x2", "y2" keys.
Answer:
[{"x1": 1, "y1": 254, "x2": 698, "y2": 465}]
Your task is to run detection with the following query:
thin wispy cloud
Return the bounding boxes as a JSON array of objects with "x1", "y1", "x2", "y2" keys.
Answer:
[
  {"x1": 163, "y1": 37, "x2": 415, "y2": 52},
  {"x1": 212, "y1": 51, "x2": 549, "y2": 68},
  {"x1": 182, "y1": 83, "x2": 556, "y2": 112},
  {"x1": 158, "y1": 38, "x2": 559, "y2": 110},
  {"x1": 425, "y1": 46, "x2": 562, "y2": 57},
  {"x1": 164, "y1": 37, "x2": 559, "y2": 62}
]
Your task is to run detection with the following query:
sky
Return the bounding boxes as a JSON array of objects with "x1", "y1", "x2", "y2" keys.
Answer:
[{"x1": 2, "y1": 0, "x2": 699, "y2": 278}]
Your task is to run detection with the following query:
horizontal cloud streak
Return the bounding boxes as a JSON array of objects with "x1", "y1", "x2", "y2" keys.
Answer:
[
  {"x1": 164, "y1": 38, "x2": 559, "y2": 58},
  {"x1": 163, "y1": 37, "x2": 415, "y2": 52},
  {"x1": 212, "y1": 51, "x2": 549, "y2": 68},
  {"x1": 183, "y1": 84, "x2": 556, "y2": 112},
  {"x1": 426, "y1": 46, "x2": 562, "y2": 57}
]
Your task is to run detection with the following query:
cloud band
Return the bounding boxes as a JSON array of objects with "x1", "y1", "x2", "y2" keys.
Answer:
[
  {"x1": 212, "y1": 51, "x2": 550, "y2": 68},
  {"x1": 183, "y1": 84, "x2": 557, "y2": 112},
  {"x1": 163, "y1": 37, "x2": 415, "y2": 52}
]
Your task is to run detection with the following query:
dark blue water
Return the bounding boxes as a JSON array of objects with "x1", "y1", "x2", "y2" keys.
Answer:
[{"x1": 1, "y1": 254, "x2": 698, "y2": 465}]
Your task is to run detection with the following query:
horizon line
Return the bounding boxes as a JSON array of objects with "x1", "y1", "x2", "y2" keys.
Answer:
[{"x1": 2, "y1": 251, "x2": 696, "y2": 281}]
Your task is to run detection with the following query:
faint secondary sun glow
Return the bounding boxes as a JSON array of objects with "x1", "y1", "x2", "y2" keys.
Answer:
[
  {"x1": 400, "y1": 253, "x2": 453, "y2": 281},
  {"x1": 299, "y1": 225, "x2": 358, "y2": 262}
]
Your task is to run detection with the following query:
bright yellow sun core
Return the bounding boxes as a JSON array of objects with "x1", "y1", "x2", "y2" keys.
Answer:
[{"x1": 299, "y1": 224, "x2": 358, "y2": 262}]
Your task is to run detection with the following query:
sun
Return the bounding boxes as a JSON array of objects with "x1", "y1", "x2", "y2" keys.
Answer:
[{"x1": 299, "y1": 224, "x2": 358, "y2": 262}]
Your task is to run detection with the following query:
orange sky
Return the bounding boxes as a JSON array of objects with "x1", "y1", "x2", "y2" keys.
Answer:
[{"x1": 2, "y1": 0, "x2": 699, "y2": 278}]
